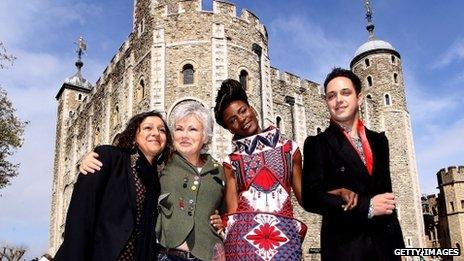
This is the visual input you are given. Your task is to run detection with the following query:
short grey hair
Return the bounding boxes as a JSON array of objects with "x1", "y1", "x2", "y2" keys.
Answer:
[{"x1": 169, "y1": 100, "x2": 214, "y2": 148}]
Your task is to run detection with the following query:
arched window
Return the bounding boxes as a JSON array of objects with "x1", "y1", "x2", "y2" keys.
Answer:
[
  {"x1": 182, "y1": 64, "x2": 194, "y2": 85},
  {"x1": 364, "y1": 58, "x2": 370, "y2": 67},
  {"x1": 276, "y1": 116, "x2": 282, "y2": 129},
  {"x1": 139, "y1": 79, "x2": 145, "y2": 98},
  {"x1": 239, "y1": 70, "x2": 249, "y2": 90},
  {"x1": 393, "y1": 73, "x2": 398, "y2": 83},
  {"x1": 78, "y1": 94, "x2": 82, "y2": 101},
  {"x1": 367, "y1": 76, "x2": 373, "y2": 87},
  {"x1": 391, "y1": 55, "x2": 396, "y2": 64},
  {"x1": 384, "y1": 94, "x2": 391, "y2": 106}
]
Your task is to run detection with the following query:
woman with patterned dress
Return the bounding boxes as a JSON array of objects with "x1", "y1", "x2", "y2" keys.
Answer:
[{"x1": 214, "y1": 79, "x2": 307, "y2": 261}]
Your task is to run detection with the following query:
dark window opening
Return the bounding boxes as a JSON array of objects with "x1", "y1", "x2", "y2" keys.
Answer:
[
  {"x1": 239, "y1": 70, "x2": 248, "y2": 90},
  {"x1": 276, "y1": 116, "x2": 282, "y2": 130},
  {"x1": 140, "y1": 79, "x2": 145, "y2": 98},
  {"x1": 391, "y1": 55, "x2": 396, "y2": 63},
  {"x1": 367, "y1": 76, "x2": 373, "y2": 87},
  {"x1": 384, "y1": 94, "x2": 391, "y2": 106},
  {"x1": 317, "y1": 127, "x2": 322, "y2": 134},
  {"x1": 365, "y1": 58, "x2": 370, "y2": 67},
  {"x1": 394, "y1": 73, "x2": 398, "y2": 83},
  {"x1": 182, "y1": 64, "x2": 194, "y2": 85}
]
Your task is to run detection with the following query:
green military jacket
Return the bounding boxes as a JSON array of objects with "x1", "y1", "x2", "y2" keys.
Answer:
[{"x1": 156, "y1": 152, "x2": 225, "y2": 260}]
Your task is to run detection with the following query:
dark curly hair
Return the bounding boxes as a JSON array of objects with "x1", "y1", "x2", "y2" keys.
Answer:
[
  {"x1": 214, "y1": 78, "x2": 249, "y2": 128},
  {"x1": 113, "y1": 110, "x2": 172, "y2": 165},
  {"x1": 323, "y1": 67, "x2": 362, "y2": 95}
]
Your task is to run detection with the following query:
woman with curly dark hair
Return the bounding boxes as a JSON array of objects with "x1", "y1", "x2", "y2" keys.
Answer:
[{"x1": 55, "y1": 110, "x2": 172, "y2": 261}]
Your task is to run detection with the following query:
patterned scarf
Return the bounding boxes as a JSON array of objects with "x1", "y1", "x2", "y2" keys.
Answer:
[{"x1": 336, "y1": 119, "x2": 374, "y2": 175}]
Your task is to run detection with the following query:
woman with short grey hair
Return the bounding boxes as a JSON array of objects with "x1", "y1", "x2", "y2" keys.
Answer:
[
  {"x1": 168, "y1": 101, "x2": 213, "y2": 152},
  {"x1": 79, "y1": 100, "x2": 227, "y2": 260},
  {"x1": 157, "y1": 100, "x2": 226, "y2": 260}
]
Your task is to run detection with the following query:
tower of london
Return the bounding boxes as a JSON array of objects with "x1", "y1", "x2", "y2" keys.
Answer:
[{"x1": 49, "y1": 0, "x2": 425, "y2": 257}]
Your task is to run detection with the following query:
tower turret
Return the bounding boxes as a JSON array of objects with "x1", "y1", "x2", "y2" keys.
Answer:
[
  {"x1": 437, "y1": 166, "x2": 464, "y2": 253},
  {"x1": 49, "y1": 37, "x2": 92, "y2": 253},
  {"x1": 351, "y1": 0, "x2": 425, "y2": 249}
]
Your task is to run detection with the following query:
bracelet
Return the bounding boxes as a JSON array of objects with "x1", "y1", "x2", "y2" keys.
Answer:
[{"x1": 367, "y1": 199, "x2": 374, "y2": 219}]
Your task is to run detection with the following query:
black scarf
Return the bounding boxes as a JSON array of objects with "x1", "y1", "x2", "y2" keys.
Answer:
[{"x1": 133, "y1": 149, "x2": 161, "y2": 261}]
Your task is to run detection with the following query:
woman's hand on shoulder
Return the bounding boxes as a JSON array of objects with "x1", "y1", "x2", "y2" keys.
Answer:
[{"x1": 79, "y1": 151, "x2": 103, "y2": 175}]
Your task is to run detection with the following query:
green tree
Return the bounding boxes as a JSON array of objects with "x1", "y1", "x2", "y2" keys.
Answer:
[{"x1": 0, "y1": 41, "x2": 28, "y2": 190}]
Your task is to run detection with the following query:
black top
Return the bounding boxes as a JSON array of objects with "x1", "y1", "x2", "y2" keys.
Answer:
[
  {"x1": 55, "y1": 145, "x2": 161, "y2": 261},
  {"x1": 302, "y1": 123, "x2": 404, "y2": 261}
]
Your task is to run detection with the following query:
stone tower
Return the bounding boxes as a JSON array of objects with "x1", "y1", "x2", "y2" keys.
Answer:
[
  {"x1": 129, "y1": 0, "x2": 274, "y2": 157},
  {"x1": 437, "y1": 166, "x2": 464, "y2": 254},
  {"x1": 350, "y1": 0, "x2": 425, "y2": 248},
  {"x1": 49, "y1": 37, "x2": 92, "y2": 252}
]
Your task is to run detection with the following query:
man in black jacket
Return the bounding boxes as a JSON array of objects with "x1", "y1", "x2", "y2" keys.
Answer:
[{"x1": 302, "y1": 68, "x2": 405, "y2": 260}]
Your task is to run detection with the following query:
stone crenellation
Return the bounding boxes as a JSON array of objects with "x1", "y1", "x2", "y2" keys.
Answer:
[
  {"x1": 435, "y1": 165, "x2": 464, "y2": 260},
  {"x1": 438, "y1": 166, "x2": 464, "y2": 186},
  {"x1": 49, "y1": 0, "x2": 425, "y2": 258}
]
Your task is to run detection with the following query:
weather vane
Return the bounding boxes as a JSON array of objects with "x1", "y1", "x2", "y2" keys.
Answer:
[
  {"x1": 75, "y1": 36, "x2": 87, "y2": 61},
  {"x1": 363, "y1": 0, "x2": 375, "y2": 40},
  {"x1": 364, "y1": 0, "x2": 373, "y2": 23}
]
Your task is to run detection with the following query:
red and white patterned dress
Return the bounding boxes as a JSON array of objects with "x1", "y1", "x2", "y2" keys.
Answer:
[{"x1": 222, "y1": 126, "x2": 307, "y2": 261}]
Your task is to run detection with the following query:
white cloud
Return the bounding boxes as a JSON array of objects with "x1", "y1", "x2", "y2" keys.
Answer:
[
  {"x1": 432, "y1": 37, "x2": 464, "y2": 69},
  {"x1": 268, "y1": 15, "x2": 355, "y2": 82},
  {"x1": 415, "y1": 118, "x2": 464, "y2": 195},
  {"x1": 402, "y1": 68, "x2": 464, "y2": 195},
  {"x1": 0, "y1": 0, "x2": 103, "y2": 46},
  {"x1": 404, "y1": 68, "x2": 462, "y2": 124}
]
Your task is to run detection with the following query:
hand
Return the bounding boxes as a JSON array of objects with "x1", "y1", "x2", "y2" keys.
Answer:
[
  {"x1": 371, "y1": 193, "x2": 396, "y2": 216},
  {"x1": 79, "y1": 152, "x2": 102, "y2": 174},
  {"x1": 210, "y1": 210, "x2": 223, "y2": 232},
  {"x1": 328, "y1": 188, "x2": 358, "y2": 211}
]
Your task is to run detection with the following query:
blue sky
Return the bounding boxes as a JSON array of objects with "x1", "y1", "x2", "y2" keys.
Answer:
[{"x1": 1, "y1": 0, "x2": 463, "y2": 258}]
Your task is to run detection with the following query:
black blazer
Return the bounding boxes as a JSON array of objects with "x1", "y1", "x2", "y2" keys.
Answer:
[
  {"x1": 55, "y1": 145, "x2": 157, "y2": 261},
  {"x1": 302, "y1": 123, "x2": 404, "y2": 261}
]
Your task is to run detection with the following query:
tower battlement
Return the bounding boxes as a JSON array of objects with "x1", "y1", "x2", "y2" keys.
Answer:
[
  {"x1": 95, "y1": 38, "x2": 131, "y2": 90},
  {"x1": 150, "y1": 0, "x2": 267, "y2": 39},
  {"x1": 437, "y1": 165, "x2": 464, "y2": 186},
  {"x1": 271, "y1": 67, "x2": 319, "y2": 93}
]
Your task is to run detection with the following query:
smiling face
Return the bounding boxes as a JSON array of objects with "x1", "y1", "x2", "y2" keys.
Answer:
[
  {"x1": 135, "y1": 116, "x2": 167, "y2": 163},
  {"x1": 325, "y1": 76, "x2": 363, "y2": 127},
  {"x1": 173, "y1": 114, "x2": 206, "y2": 159},
  {"x1": 222, "y1": 100, "x2": 260, "y2": 138}
]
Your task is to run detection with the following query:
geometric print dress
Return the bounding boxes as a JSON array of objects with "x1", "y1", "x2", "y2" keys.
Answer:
[{"x1": 222, "y1": 126, "x2": 307, "y2": 261}]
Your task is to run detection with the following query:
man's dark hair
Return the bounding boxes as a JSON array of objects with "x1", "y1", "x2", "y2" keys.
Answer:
[
  {"x1": 323, "y1": 67, "x2": 362, "y2": 95},
  {"x1": 214, "y1": 78, "x2": 249, "y2": 128}
]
